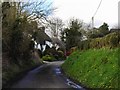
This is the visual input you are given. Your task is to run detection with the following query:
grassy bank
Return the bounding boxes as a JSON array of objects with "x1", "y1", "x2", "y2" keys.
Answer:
[{"x1": 62, "y1": 48, "x2": 119, "y2": 88}]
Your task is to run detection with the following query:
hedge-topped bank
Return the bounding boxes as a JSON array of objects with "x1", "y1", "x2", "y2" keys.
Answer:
[
  {"x1": 78, "y1": 32, "x2": 120, "y2": 50},
  {"x1": 62, "y1": 48, "x2": 119, "y2": 88}
]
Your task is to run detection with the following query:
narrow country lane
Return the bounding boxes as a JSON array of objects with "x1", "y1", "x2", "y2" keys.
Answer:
[{"x1": 10, "y1": 61, "x2": 84, "y2": 89}]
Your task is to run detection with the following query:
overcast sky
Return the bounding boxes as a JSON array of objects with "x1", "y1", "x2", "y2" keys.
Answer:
[{"x1": 52, "y1": 0, "x2": 119, "y2": 28}]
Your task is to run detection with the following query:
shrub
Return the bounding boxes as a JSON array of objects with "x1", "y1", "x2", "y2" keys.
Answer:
[
  {"x1": 57, "y1": 50, "x2": 65, "y2": 60},
  {"x1": 42, "y1": 55, "x2": 55, "y2": 61},
  {"x1": 78, "y1": 32, "x2": 120, "y2": 50},
  {"x1": 108, "y1": 33, "x2": 119, "y2": 47}
]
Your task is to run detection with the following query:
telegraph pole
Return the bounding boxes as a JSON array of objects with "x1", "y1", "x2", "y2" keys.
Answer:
[
  {"x1": 118, "y1": 1, "x2": 120, "y2": 29},
  {"x1": 55, "y1": 20, "x2": 58, "y2": 38},
  {"x1": 92, "y1": 17, "x2": 94, "y2": 29},
  {"x1": 91, "y1": 0, "x2": 103, "y2": 29}
]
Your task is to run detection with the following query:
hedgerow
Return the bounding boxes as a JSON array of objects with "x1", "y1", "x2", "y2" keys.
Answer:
[{"x1": 78, "y1": 32, "x2": 120, "y2": 50}]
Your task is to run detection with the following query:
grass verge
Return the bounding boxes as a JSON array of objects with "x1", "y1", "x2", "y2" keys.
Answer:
[{"x1": 62, "y1": 48, "x2": 119, "y2": 89}]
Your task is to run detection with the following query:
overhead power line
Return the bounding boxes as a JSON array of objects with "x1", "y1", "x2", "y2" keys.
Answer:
[
  {"x1": 91, "y1": 0, "x2": 103, "y2": 29},
  {"x1": 93, "y1": 0, "x2": 103, "y2": 17}
]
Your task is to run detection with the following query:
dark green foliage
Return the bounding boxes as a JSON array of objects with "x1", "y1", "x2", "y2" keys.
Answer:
[
  {"x1": 2, "y1": 58, "x2": 38, "y2": 86},
  {"x1": 9, "y1": 18, "x2": 23, "y2": 64},
  {"x1": 2, "y1": 1, "x2": 54, "y2": 86},
  {"x1": 62, "y1": 48, "x2": 119, "y2": 88},
  {"x1": 99, "y1": 22, "x2": 109, "y2": 36},
  {"x1": 43, "y1": 46, "x2": 57, "y2": 60},
  {"x1": 61, "y1": 31, "x2": 66, "y2": 43},
  {"x1": 2, "y1": 1, "x2": 54, "y2": 64},
  {"x1": 42, "y1": 55, "x2": 55, "y2": 61},
  {"x1": 57, "y1": 50, "x2": 65, "y2": 60},
  {"x1": 29, "y1": 40, "x2": 35, "y2": 52},
  {"x1": 86, "y1": 23, "x2": 109, "y2": 39},
  {"x1": 89, "y1": 33, "x2": 104, "y2": 38},
  {"x1": 37, "y1": 49, "x2": 42, "y2": 58},
  {"x1": 2, "y1": 2, "x2": 10, "y2": 26},
  {"x1": 78, "y1": 40, "x2": 90, "y2": 50},
  {"x1": 78, "y1": 32, "x2": 120, "y2": 50},
  {"x1": 61, "y1": 19, "x2": 82, "y2": 50},
  {"x1": 43, "y1": 46, "x2": 57, "y2": 56},
  {"x1": 43, "y1": 46, "x2": 65, "y2": 60},
  {"x1": 2, "y1": 2, "x2": 33, "y2": 64},
  {"x1": 59, "y1": 51, "x2": 66, "y2": 60},
  {"x1": 108, "y1": 33, "x2": 119, "y2": 47}
]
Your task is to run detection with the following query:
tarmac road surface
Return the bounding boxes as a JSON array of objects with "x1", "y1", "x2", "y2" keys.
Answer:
[{"x1": 11, "y1": 61, "x2": 84, "y2": 90}]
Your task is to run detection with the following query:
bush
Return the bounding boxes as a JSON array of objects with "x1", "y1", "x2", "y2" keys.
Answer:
[
  {"x1": 78, "y1": 32, "x2": 120, "y2": 50},
  {"x1": 108, "y1": 33, "x2": 119, "y2": 47},
  {"x1": 42, "y1": 55, "x2": 55, "y2": 61},
  {"x1": 57, "y1": 50, "x2": 65, "y2": 60},
  {"x1": 78, "y1": 40, "x2": 90, "y2": 50}
]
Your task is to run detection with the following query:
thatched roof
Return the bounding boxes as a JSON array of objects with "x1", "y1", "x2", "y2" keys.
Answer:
[
  {"x1": 51, "y1": 37, "x2": 65, "y2": 49},
  {"x1": 36, "y1": 30, "x2": 52, "y2": 45}
]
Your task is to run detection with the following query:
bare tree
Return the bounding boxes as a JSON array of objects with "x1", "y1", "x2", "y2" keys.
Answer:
[
  {"x1": 48, "y1": 17, "x2": 64, "y2": 38},
  {"x1": 14, "y1": 0, "x2": 55, "y2": 24}
]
